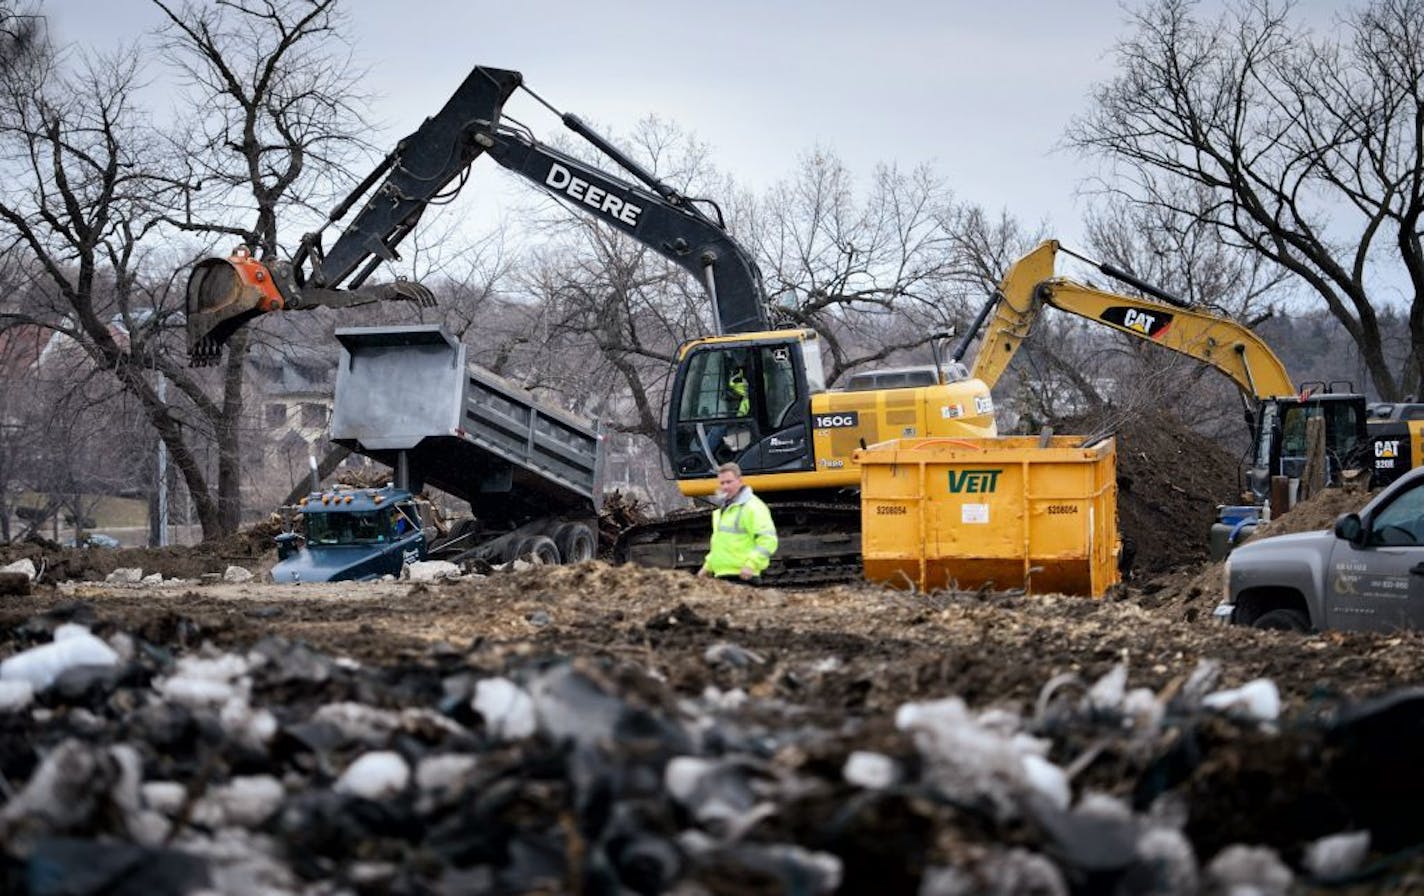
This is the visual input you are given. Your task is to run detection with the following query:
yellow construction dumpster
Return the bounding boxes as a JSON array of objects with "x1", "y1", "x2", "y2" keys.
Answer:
[{"x1": 856, "y1": 435, "x2": 1120, "y2": 597}]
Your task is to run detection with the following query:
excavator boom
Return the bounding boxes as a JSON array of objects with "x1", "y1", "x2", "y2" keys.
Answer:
[
  {"x1": 968, "y1": 240, "x2": 1297, "y2": 400},
  {"x1": 185, "y1": 65, "x2": 767, "y2": 364}
]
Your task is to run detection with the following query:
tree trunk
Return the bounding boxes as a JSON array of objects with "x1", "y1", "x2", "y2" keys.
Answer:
[{"x1": 216, "y1": 328, "x2": 251, "y2": 534}]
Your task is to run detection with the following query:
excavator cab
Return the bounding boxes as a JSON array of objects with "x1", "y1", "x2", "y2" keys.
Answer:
[
  {"x1": 668, "y1": 330, "x2": 820, "y2": 482},
  {"x1": 668, "y1": 328, "x2": 1000, "y2": 499},
  {"x1": 1249, "y1": 392, "x2": 1369, "y2": 500}
]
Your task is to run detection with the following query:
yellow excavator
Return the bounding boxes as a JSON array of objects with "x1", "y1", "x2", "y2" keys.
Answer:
[
  {"x1": 183, "y1": 65, "x2": 998, "y2": 584},
  {"x1": 965, "y1": 239, "x2": 1371, "y2": 509}
]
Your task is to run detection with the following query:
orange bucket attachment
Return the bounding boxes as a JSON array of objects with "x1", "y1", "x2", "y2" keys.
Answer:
[{"x1": 185, "y1": 247, "x2": 287, "y2": 365}]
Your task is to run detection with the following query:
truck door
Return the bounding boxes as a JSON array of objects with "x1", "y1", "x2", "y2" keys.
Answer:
[
  {"x1": 392, "y1": 502, "x2": 425, "y2": 566},
  {"x1": 1326, "y1": 478, "x2": 1424, "y2": 631}
]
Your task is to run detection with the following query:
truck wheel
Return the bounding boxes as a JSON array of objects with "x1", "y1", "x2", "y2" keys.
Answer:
[
  {"x1": 1253, "y1": 608, "x2": 1310, "y2": 632},
  {"x1": 513, "y1": 535, "x2": 560, "y2": 565},
  {"x1": 554, "y1": 523, "x2": 596, "y2": 564}
]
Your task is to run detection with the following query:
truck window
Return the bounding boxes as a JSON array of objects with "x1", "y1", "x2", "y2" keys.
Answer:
[
  {"x1": 306, "y1": 510, "x2": 388, "y2": 545},
  {"x1": 1368, "y1": 482, "x2": 1424, "y2": 546},
  {"x1": 393, "y1": 503, "x2": 419, "y2": 536}
]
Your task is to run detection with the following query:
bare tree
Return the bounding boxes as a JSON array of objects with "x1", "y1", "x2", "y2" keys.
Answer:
[
  {"x1": 0, "y1": 19, "x2": 255, "y2": 537},
  {"x1": 752, "y1": 152, "x2": 980, "y2": 383},
  {"x1": 1069, "y1": 0, "x2": 1424, "y2": 399},
  {"x1": 153, "y1": 0, "x2": 370, "y2": 531}
]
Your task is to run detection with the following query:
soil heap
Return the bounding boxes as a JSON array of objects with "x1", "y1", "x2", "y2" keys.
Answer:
[{"x1": 1056, "y1": 410, "x2": 1243, "y2": 575}]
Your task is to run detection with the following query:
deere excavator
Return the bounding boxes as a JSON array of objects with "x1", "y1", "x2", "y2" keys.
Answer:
[
  {"x1": 184, "y1": 64, "x2": 999, "y2": 584},
  {"x1": 964, "y1": 239, "x2": 1371, "y2": 517}
]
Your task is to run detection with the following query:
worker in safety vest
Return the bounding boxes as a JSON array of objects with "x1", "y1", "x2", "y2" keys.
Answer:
[
  {"x1": 698, "y1": 462, "x2": 778, "y2": 583},
  {"x1": 728, "y1": 367, "x2": 750, "y2": 417}
]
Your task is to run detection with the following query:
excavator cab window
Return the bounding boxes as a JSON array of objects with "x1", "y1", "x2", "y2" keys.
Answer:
[
  {"x1": 669, "y1": 339, "x2": 815, "y2": 477},
  {"x1": 1276, "y1": 398, "x2": 1365, "y2": 482},
  {"x1": 760, "y1": 345, "x2": 797, "y2": 429},
  {"x1": 679, "y1": 349, "x2": 754, "y2": 421}
]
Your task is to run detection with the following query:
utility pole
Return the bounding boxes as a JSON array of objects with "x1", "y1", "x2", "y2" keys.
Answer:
[{"x1": 156, "y1": 373, "x2": 169, "y2": 546}]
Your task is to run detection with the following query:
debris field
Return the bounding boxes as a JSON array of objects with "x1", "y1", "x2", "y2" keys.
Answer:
[{"x1": 1, "y1": 415, "x2": 1423, "y2": 893}]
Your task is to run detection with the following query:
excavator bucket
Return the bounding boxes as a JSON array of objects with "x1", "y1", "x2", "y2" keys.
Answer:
[{"x1": 185, "y1": 248, "x2": 287, "y2": 365}]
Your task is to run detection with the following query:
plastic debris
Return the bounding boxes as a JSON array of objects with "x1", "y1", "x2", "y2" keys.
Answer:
[
  {"x1": 335, "y1": 751, "x2": 410, "y2": 800},
  {"x1": 26, "y1": 837, "x2": 210, "y2": 896},
  {"x1": 0, "y1": 627, "x2": 119, "y2": 691},
  {"x1": 1302, "y1": 830, "x2": 1370, "y2": 880},
  {"x1": 1203, "y1": 679, "x2": 1280, "y2": 723}
]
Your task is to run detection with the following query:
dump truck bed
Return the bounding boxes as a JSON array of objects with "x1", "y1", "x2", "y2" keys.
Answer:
[{"x1": 330, "y1": 326, "x2": 603, "y2": 525}]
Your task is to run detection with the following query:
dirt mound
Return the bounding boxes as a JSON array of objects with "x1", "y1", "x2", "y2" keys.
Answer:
[
  {"x1": 1247, "y1": 481, "x2": 1374, "y2": 539},
  {"x1": 1134, "y1": 483, "x2": 1379, "y2": 621},
  {"x1": 0, "y1": 519, "x2": 282, "y2": 582},
  {"x1": 1056, "y1": 410, "x2": 1243, "y2": 574}
]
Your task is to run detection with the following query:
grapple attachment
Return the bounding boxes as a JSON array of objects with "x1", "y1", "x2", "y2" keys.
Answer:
[{"x1": 185, "y1": 247, "x2": 287, "y2": 366}]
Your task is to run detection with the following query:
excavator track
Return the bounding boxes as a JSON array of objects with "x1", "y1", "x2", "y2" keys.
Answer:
[{"x1": 613, "y1": 501, "x2": 863, "y2": 587}]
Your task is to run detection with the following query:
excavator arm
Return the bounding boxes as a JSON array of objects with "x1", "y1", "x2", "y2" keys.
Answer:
[
  {"x1": 185, "y1": 65, "x2": 768, "y2": 364},
  {"x1": 967, "y1": 240, "x2": 1297, "y2": 400}
]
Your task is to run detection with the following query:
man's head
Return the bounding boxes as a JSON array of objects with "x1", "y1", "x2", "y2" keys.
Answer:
[{"x1": 715, "y1": 462, "x2": 744, "y2": 501}]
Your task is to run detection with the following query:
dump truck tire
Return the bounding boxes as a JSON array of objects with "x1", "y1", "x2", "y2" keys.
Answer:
[
  {"x1": 554, "y1": 523, "x2": 596, "y2": 564},
  {"x1": 512, "y1": 535, "x2": 560, "y2": 565}
]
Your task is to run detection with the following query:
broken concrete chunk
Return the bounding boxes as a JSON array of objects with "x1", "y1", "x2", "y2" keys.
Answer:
[
  {"x1": 403, "y1": 560, "x2": 461, "y2": 582},
  {"x1": 0, "y1": 679, "x2": 34, "y2": 712},
  {"x1": 472, "y1": 677, "x2": 536, "y2": 741},
  {"x1": 1206, "y1": 844, "x2": 1293, "y2": 895},
  {"x1": 1203, "y1": 679, "x2": 1280, "y2": 723},
  {"x1": 0, "y1": 572, "x2": 31, "y2": 596},
  {"x1": 2, "y1": 558, "x2": 36, "y2": 581},
  {"x1": 223, "y1": 566, "x2": 254, "y2": 583},
  {"x1": 106, "y1": 568, "x2": 144, "y2": 584}
]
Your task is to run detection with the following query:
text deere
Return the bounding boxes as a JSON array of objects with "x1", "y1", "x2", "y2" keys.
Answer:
[
  {"x1": 545, "y1": 163, "x2": 642, "y2": 227},
  {"x1": 947, "y1": 469, "x2": 1002, "y2": 493}
]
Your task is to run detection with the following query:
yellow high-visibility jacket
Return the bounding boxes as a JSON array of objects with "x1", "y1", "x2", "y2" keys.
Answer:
[
  {"x1": 701, "y1": 486, "x2": 778, "y2": 577},
  {"x1": 729, "y1": 370, "x2": 750, "y2": 416}
]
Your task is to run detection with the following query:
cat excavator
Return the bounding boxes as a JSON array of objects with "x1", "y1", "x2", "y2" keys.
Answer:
[
  {"x1": 964, "y1": 240, "x2": 1371, "y2": 527},
  {"x1": 184, "y1": 64, "x2": 998, "y2": 584}
]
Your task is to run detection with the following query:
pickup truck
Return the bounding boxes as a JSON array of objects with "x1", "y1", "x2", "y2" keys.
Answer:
[{"x1": 1215, "y1": 465, "x2": 1424, "y2": 632}]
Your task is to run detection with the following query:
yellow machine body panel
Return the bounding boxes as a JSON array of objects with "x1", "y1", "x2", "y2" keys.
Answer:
[{"x1": 676, "y1": 374, "x2": 999, "y2": 498}]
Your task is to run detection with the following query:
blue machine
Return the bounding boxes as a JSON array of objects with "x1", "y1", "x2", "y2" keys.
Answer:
[{"x1": 272, "y1": 486, "x2": 427, "y2": 583}]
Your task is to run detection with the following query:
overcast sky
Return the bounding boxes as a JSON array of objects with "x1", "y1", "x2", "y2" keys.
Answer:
[{"x1": 41, "y1": 0, "x2": 1345, "y2": 254}]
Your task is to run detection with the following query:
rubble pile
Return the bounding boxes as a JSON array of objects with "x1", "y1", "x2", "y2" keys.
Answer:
[
  {"x1": 0, "y1": 580, "x2": 1423, "y2": 894},
  {"x1": 1055, "y1": 410, "x2": 1243, "y2": 574}
]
